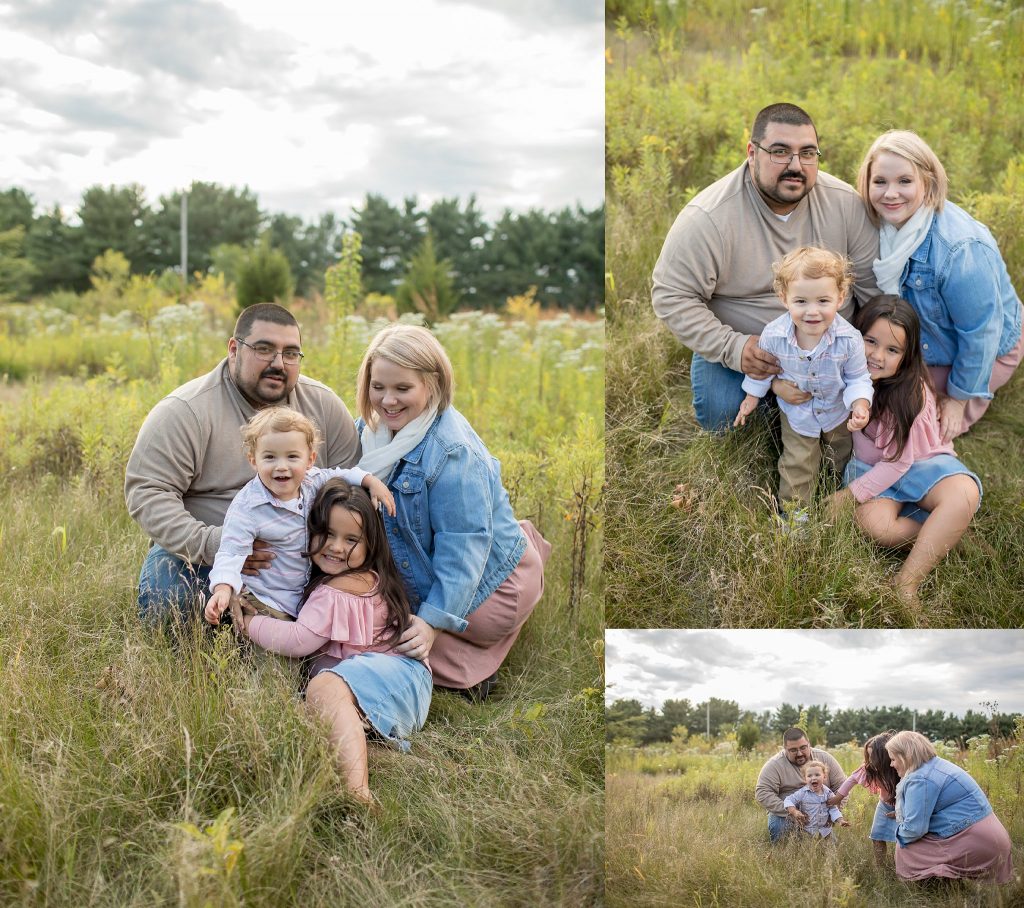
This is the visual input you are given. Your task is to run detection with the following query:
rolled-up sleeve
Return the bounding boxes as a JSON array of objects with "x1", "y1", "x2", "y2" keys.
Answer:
[
  {"x1": 415, "y1": 446, "x2": 493, "y2": 634},
  {"x1": 942, "y1": 242, "x2": 1004, "y2": 400},
  {"x1": 895, "y1": 775, "x2": 939, "y2": 846}
]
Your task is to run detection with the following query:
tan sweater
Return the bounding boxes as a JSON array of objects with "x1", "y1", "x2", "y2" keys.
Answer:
[
  {"x1": 652, "y1": 164, "x2": 880, "y2": 372},
  {"x1": 124, "y1": 360, "x2": 360, "y2": 565},
  {"x1": 755, "y1": 748, "x2": 848, "y2": 817}
]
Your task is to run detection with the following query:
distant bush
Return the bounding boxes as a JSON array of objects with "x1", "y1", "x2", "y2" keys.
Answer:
[{"x1": 236, "y1": 242, "x2": 293, "y2": 311}]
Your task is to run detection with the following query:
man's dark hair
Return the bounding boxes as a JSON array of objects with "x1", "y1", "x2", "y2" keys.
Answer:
[
  {"x1": 233, "y1": 303, "x2": 299, "y2": 341},
  {"x1": 782, "y1": 727, "x2": 809, "y2": 743},
  {"x1": 751, "y1": 103, "x2": 817, "y2": 144}
]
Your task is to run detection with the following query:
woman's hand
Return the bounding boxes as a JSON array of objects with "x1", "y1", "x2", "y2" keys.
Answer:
[
  {"x1": 826, "y1": 794, "x2": 842, "y2": 808},
  {"x1": 395, "y1": 614, "x2": 440, "y2": 661},
  {"x1": 937, "y1": 395, "x2": 967, "y2": 444},
  {"x1": 772, "y1": 378, "x2": 812, "y2": 406}
]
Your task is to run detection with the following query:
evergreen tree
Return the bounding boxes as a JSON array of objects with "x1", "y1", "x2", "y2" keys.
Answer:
[
  {"x1": 236, "y1": 241, "x2": 294, "y2": 311},
  {"x1": 396, "y1": 232, "x2": 458, "y2": 322}
]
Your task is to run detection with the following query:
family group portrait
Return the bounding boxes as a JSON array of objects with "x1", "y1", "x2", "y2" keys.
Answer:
[
  {"x1": 606, "y1": 0, "x2": 1024, "y2": 628},
  {"x1": 605, "y1": 630, "x2": 1024, "y2": 907},
  {"x1": 0, "y1": 1, "x2": 603, "y2": 904}
]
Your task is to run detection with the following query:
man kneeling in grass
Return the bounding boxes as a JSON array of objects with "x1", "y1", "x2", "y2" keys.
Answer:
[{"x1": 755, "y1": 727, "x2": 847, "y2": 842}]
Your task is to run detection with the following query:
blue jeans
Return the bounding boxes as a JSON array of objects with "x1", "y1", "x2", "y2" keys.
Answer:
[
  {"x1": 137, "y1": 544, "x2": 212, "y2": 624},
  {"x1": 690, "y1": 352, "x2": 774, "y2": 431},
  {"x1": 767, "y1": 812, "x2": 795, "y2": 843}
]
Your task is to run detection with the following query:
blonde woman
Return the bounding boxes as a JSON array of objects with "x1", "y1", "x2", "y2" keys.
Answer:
[
  {"x1": 886, "y1": 730, "x2": 1012, "y2": 882},
  {"x1": 857, "y1": 131, "x2": 1023, "y2": 441},
  {"x1": 353, "y1": 324, "x2": 551, "y2": 700}
]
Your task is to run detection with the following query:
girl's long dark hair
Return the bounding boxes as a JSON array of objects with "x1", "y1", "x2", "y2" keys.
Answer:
[
  {"x1": 853, "y1": 295, "x2": 932, "y2": 462},
  {"x1": 299, "y1": 478, "x2": 411, "y2": 645},
  {"x1": 862, "y1": 730, "x2": 900, "y2": 799}
]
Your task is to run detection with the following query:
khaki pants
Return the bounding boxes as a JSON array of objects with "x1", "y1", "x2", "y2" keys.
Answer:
[{"x1": 777, "y1": 412, "x2": 852, "y2": 507}]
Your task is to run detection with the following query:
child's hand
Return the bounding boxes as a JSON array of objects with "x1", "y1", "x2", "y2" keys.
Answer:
[
  {"x1": 733, "y1": 395, "x2": 760, "y2": 428},
  {"x1": 228, "y1": 594, "x2": 257, "y2": 640},
  {"x1": 885, "y1": 810, "x2": 896, "y2": 819},
  {"x1": 772, "y1": 378, "x2": 811, "y2": 406},
  {"x1": 204, "y1": 586, "x2": 233, "y2": 625},
  {"x1": 363, "y1": 474, "x2": 396, "y2": 516},
  {"x1": 847, "y1": 399, "x2": 871, "y2": 432},
  {"x1": 837, "y1": 818, "x2": 851, "y2": 828},
  {"x1": 825, "y1": 488, "x2": 855, "y2": 519}
]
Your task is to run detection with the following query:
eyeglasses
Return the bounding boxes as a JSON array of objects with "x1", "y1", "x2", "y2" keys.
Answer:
[
  {"x1": 753, "y1": 142, "x2": 822, "y2": 166},
  {"x1": 234, "y1": 338, "x2": 304, "y2": 365}
]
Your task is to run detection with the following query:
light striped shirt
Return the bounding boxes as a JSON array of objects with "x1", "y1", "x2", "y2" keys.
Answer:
[
  {"x1": 742, "y1": 312, "x2": 873, "y2": 437},
  {"x1": 783, "y1": 784, "x2": 844, "y2": 837},
  {"x1": 208, "y1": 465, "x2": 367, "y2": 616}
]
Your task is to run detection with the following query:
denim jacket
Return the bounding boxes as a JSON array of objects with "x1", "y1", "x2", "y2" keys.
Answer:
[
  {"x1": 360, "y1": 408, "x2": 526, "y2": 634},
  {"x1": 900, "y1": 201, "x2": 1022, "y2": 401},
  {"x1": 894, "y1": 756, "x2": 992, "y2": 847}
]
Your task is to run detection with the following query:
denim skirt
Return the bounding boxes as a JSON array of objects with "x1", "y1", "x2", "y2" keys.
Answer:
[
  {"x1": 844, "y1": 454, "x2": 982, "y2": 523},
  {"x1": 315, "y1": 652, "x2": 432, "y2": 753},
  {"x1": 871, "y1": 799, "x2": 898, "y2": 842}
]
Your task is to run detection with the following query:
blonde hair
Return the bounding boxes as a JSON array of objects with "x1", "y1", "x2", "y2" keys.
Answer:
[
  {"x1": 241, "y1": 406, "x2": 321, "y2": 458},
  {"x1": 802, "y1": 759, "x2": 829, "y2": 782},
  {"x1": 885, "y1": 730, "x2": 937, "y2": 775},
  {"x1": 356, "y1": 324, "x2": 455, "y2": 427},
  {"x1": 773, "y1": 246, "x2": 852, "y2": 301},
  {"x1": 857, "y1": 130, "x2": 948, "y2": 227}
]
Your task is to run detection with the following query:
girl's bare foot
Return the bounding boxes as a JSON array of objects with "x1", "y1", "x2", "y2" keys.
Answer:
[{"x1": 891, "y1": 578, "x2": 925, "y2": 621}]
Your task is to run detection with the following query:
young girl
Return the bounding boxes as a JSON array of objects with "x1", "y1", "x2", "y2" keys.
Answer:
[
  {"x1": 830, "y1": 295, "x2": 982, "y2": 606},
  {"x1": 735, "y1": 246, "x2": 872, "y2": 519},
  {"x1": 827, "y1": 731, "x2": 900, "y2": 867},
  {"x1": 783, "y1": 760, "x2": 850, "y2": 838},
  {"x1": 204, "y1": 407, "x2": 394, "y2": 624},
  {"x1": 237, "y1": 478, "x2": 432, "y2": 803}
]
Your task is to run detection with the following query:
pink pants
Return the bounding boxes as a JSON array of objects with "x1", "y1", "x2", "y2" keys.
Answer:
[
  {"x1": 428, "y1": 520, "x2": 551, "y2": 689},
  {"x1": 928, "y1": 329, "x2": 1023, "y2": 437}
]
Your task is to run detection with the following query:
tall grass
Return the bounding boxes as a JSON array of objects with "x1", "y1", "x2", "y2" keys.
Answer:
[
  {"x1": 0, "y1": 307, "x2": 604, "y2": 905},
  {"x1": 604, "y1": 0, "x2": 1024, "y2": 628},
  {"x1": 606, "y1": 742, "x2": 1024, "y2": 907}
]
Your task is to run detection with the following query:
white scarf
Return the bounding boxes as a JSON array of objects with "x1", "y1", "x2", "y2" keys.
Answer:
[
  {"x1": 357, "y1": 406, "x2": 439, "y2": 481},
  {"x1": 873, "y1": 205, "x2": 934, "y2": 294}
]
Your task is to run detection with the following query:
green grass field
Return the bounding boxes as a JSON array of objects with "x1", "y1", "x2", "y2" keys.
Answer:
[
  {"x1": 605, "y1": 742, "x2": 1024, "y2": 907},
  {"x1": 0, "y1": 306, "x2": 604, "y2": 905},
  {"x1": 604, "y1": 0, "x2": 1024, "y2": 628}
]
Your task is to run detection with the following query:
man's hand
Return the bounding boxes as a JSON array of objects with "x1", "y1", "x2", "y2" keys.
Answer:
[
  {"x1": 847, "y1": 398, "x2": 871, "y2": 432},
  {"x1": 772, "y1": 379, "x2": 811, "y2": 405},
  {"x1": 740, "y1": 335, "x2": 781, "y2": 380},
  {"x1": 394, "y1": 614, "x2": 440, "y2": 661},
  {"x1": 938, "y1": 395, "x2": 966, "y2": 444},
  {"x1": 241, "y1": 538, "x2": 275, "y2": 576}
]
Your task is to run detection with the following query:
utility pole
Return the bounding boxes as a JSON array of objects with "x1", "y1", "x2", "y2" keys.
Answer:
[
  {"x1": 706, "y1": 700, "x2": 710, "y2": 739},
  {"x1": 180, "y1": 188, "x2": 189, "y2": 296}
]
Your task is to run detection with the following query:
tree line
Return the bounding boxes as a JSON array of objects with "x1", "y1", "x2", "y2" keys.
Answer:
[
  {"x1": 0, "y1": 184, "x2": 604, "y2": 310},
  {"x1": 605, "y1": 698, "x2": 1021, "y2": 749}
]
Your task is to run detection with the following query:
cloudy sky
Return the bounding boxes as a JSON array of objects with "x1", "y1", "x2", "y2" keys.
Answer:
[
  {"x1": 606, "y1": 631, "x2": 1024, "y2": 716},
  {"x1": 0, "y1": 0, "x2": 603, "y2": 223}
]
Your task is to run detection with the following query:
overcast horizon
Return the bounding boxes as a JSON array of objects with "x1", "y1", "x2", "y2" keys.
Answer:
[
  {"x1": 0, "y1": 0, "x2": 603, "y2": 224},
  {"x1": 606, "y1": 630, "x2": 1024, "y2": 717}
]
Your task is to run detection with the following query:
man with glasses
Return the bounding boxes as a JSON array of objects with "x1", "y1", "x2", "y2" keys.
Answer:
[
  {"x1": 652, "y1": 102, "x2": 879, "y2": 431},
  {"x1": 755, "y1": 727, "x2": 847, "y2": 842},
  {"x1": 125, "y1": 302, "x2": 360, "y2": 623}
]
